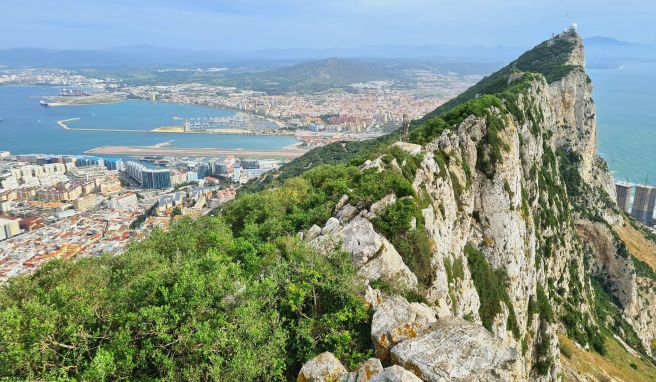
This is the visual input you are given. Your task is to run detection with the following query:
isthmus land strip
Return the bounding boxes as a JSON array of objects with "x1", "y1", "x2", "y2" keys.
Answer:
[{"x1": 85, "y1": 145, "x2": 307, "y2": 159}]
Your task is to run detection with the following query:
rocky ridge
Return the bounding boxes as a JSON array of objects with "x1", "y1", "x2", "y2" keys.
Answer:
[{"x1": 296, "y1": 29, "x2": 656, "y2": 381}]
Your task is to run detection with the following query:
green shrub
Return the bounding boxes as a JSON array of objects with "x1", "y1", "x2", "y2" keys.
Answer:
[
  {"x1": 534, "y1": 335, "x2": 553, "y2": 376},
  {"x1": 476, "y1": 112, "x2": 509, "y2": 179},
  {"x1": 560, "y1": 343, "x2": 572, "y2": 359},
  {"x1": 372, "y1": 198, "x2": 418, "y2": 239},
  {"x1": 369, "y1": 279, "x2": 428, "y2": 305},
  {"x1": 449, "y1": 170, "x2": 464, "y2": 207},
  {"x1": 445, "y1": 256, "x2": 465, "y2": 285},
  {"x1": 590, "y1": 276, "x2": 648, "y2": 356},
  {"x1": 373, "y1": 198, "x2": 434, "y2": 288},
  {"x1": 632, "y1": 256, "x2": 656, "y2": 281},
  {"x1": 464, "y1": 243, "x2": 520, "y2": 338},
  {"x1": 537, "y1": 286, "x2": 555, "y2": 323},
  {"x1": 392, "y1": 228, "x2": 434, "y2": 288},
  {"x1": 433, "y1": 149, "x2": 449, "y2": 176},
  {"x1": 352, "y1": 168, "x2": 415, "y2": 207}
]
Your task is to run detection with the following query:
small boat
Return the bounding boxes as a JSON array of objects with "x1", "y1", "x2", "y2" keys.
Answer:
[{"x1": 39, "y1": 100, "x2": 49, "y2": 107}]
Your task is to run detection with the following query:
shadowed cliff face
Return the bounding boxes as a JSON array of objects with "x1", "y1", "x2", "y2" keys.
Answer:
[{"x1": 298, "y1": 30, "x2": 656, "y2": 381}]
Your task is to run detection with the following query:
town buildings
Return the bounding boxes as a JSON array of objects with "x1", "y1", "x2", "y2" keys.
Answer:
[{"x1": 615, "y1": 182, "x2": 632, "y2": 213}]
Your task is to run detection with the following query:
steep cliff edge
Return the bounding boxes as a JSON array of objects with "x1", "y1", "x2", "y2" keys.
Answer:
[{"x1": 297, "y1": 29, "x2": 656, "y2": 381}]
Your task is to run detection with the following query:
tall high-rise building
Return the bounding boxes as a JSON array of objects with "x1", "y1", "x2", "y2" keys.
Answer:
[
  {"x1": 104, "y1": 158, "x2": 124, "y2": 171},
  {"x1": 0, "y1": 217, "x2": 20, "y2": 241},
  {"x1": 75, "y1": 157, "x2": 104, "y2": 167},
  {"x1": 241, "y1": 159, "x2": 260, "y2": 169},
  {"x1": 212, "y1": 160, "x2": 229, "y2": 177},
  {"x1": 631, "y1": 185, "x2": 656, "y2": 225},
  {"x1": 125, "y1": 161, "x2": 171, "y2": 189},
  {"x1": 125, "y1": 161, "x2": 144, "y2": 183},
  {"x1": 142, "y1": 169, "x2": 171, "y2": 189},
  {"x1": 197, "y1": 162, "x2": 210, "y2": 178},
  {"x1": 615, "y1": 182, "x2": 633, "y2": 213}
]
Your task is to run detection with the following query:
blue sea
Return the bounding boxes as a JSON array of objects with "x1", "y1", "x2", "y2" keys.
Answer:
[
  {"x1": 0, "y1": 86, "x2": 296, "y2": 155},
  {"x1": 589, "y1": 62, "x2": 656, "y2": 185}
]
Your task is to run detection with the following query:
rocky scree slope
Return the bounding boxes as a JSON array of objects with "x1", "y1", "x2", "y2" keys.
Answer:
[{"x1": 295, "y1": 30, "x2": 656, "y2": 382}]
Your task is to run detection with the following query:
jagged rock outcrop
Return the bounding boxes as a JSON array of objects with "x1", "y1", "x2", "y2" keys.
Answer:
[
  {"x1": 306, "y1": 214, "x2": 418, "y2": 290},
  {"x1": 578, "y1": 219, "x2": 656, "y2": 356},
  {"x1": 298, "y1": 352, "x2": 348, "y2": 382},
  {"x1": 368, "y1": 366, "x2": 423, "y2": 382},
  {"x1": 371, "y1": 295, "x2": 437, "y2": 360},
  {"x1": 390, "y1": 317, "x2": 520, "y2": 382},
  {"x1": 345, "y1": 358, "x2": 385, "y2": 382}
]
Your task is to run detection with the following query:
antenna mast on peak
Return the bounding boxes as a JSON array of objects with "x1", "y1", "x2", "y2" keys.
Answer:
[{"x1": 400, "y1": 114, "x2": 410, "y2": 142}]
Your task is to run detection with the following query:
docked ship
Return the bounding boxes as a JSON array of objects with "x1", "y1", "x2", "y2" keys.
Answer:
[{"x1": 39, "y1": 100, "x2": 49, "y2": 107}]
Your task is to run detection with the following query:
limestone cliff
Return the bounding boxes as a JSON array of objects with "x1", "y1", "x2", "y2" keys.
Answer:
[{"x1": 297, "y1": 29, "x2": 656, "y2": 382}]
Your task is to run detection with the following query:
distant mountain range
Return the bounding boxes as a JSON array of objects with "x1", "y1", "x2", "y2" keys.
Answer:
[
  {"x1": 0, "y1": 36, "x2": 652, "y2": 73},
  {"x1": 0, "y1": 43, "x2": 524, "y2": 69}
]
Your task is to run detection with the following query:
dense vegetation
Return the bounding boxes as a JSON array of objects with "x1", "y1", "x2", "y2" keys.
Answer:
[
  {"x1": 239, "y1": 136, "x2": 395, "y2": 194},
  {"x1": 0, "y1": 148, "x2": 439, "y2": 381},
  {"x1": 0, "y1": 217, "x2": 373, "y2": 381}
]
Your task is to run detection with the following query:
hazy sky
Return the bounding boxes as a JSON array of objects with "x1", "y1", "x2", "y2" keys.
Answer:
[{"x1": 3, "y1": 0, "x2": 655, "y2": 50}]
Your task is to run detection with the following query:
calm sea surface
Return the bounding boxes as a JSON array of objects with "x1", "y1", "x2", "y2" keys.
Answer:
[
  {"x1": 589, "y1": 62, "x2": 656, "y2": 185},
  {"x1": 0, "y1": 85, "x2": 296, "y2": 155}
]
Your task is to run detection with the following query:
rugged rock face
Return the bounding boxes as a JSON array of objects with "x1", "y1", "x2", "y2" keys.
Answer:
[
  {"x1": 298, "y1": 352, "x2": 348, "y2": 382},
  {"x1": 370, "y1": 295, "x2": 436, "y2": 360},
  {"x1": 307, "y1": 215, "x2": 418, "y2": 289},
  {"x1": 368, "y1": 366, "x2": 423, "y2": 382},
  {"x1": 298, "y1": 29, "x2": 656, "y2": 381},
  {"x1": 578, "y1": 219, "x2": 656, "y2": 357},
  {"x1": 391, "y1": 318, "x2": 520, "y2": 382}
]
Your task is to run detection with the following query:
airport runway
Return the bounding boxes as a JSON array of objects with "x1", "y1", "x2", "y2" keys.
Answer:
[{"x1": 85, "y1": 145, "x2": 308, "y2": 159}]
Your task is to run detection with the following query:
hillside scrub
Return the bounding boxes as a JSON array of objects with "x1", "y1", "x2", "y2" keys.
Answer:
[
  {"x1": 0, "y1": 217, "x2": 372, "y2": 381},
  {"x1": 464, "y1": 243, "x2": 520, "y2": 338},
  {"x1": 373, "y1": 198, "x2": 433, "y2": 287}
]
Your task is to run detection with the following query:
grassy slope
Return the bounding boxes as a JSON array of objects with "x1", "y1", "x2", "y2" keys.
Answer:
[
  {"x1": 560, "y1": 335, "x2": 656, "y2": 382},
  {"x1": 615, "y1": 223, "x2": 656, "y2": 271},
  {"x1": 239, "y1": 134, "x2": 397, "y2": 194}
]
